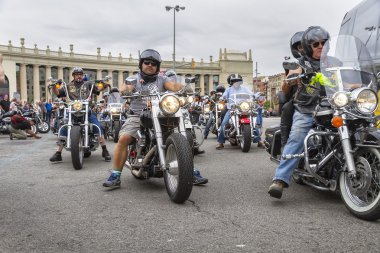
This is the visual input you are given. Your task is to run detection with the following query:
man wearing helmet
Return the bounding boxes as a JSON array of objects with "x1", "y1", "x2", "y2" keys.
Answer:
[
  {"x1": 203, "y1": 85, "x2": 225, "y2": 139},
  {"x1": 216, "y1": 74, "x2": 253, "y2": 149},
  {"x1": 280, "y1": 31, "x2": 305, "y2": 147},
  {"x1": 103, "y1": 49, "x2": 208, "y2": 188},
  {"x1": 49, "y1": 67, "x2": 112, "y2": 163},
  {"x1": 269, "y1": 26, "x2": 330, "y2": 199}
]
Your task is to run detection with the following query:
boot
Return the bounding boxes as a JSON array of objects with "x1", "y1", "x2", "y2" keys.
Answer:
[
  {"x1": 102, "y1": 147, "x2": 111, "y2": 161},
  {"x1": 280, "y1": 125, "x2": 291, "y2": 147}
]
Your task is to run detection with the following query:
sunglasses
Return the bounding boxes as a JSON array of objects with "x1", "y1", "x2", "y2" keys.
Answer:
[
  {"x1": 143, "y1": 60, "x2": 158, "y2": 67},
  {"x1": 311, "y1": 40, "x2": 327, "y2": 48}
]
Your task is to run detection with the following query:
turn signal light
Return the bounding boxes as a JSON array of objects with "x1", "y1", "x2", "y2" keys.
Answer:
[
  {"x1": 331, "y1": 116, "x2": 343, "y2": 128},
  {"x1": 55, "y1": 84, "x2": 61, "y2": 89}
]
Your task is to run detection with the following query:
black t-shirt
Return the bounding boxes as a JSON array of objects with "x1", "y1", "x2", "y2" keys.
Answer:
[{"x1": 0, "y1": 99, "x2": 11, "y2": 112}]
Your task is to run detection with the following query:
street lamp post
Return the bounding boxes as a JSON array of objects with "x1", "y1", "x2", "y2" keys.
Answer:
[{"x1": 165, "y1": 5, "x2": 185, "y2": 71}]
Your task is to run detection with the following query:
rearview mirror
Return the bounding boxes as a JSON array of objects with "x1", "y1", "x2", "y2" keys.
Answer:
[{"x1": 283, "y1": 60, "x2": 300, "y2": 71}]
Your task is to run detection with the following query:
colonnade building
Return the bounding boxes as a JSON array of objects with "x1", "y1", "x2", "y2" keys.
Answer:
[{"x1": 0, "y1": 38, "x2": 253, "y2": 102}]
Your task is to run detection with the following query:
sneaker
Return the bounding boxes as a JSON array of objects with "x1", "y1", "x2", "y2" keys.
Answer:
[
  {"x1": 9, "y1": 133, "x2": 13, "y2": 140},
  {"x1": 193, "y1": 170, "x2": 208, "y2": 185},
  {"x1": 216, "y1": 143, "x2": 224, "y2": 150},
  {"x1": 268, "y1": 180, "x2": 285, "y2": 199},
  {"x1": 103, "y1": 172, "x2": 121, "y2": 188},
  {"x1": 102, "y1": 149, "x2": 111, "y2": 161},
  {"x1": 49, "y1": 152, "x2": 62, "y2": 162}
]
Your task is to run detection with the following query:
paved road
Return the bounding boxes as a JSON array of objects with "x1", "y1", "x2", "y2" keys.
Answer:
[{"x1": 0, "y1": 117, "x2": 379, "y2": 252}]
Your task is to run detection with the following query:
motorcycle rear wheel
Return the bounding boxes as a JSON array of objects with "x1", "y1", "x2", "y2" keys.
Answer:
[
  {"x1": 240, "y1": 124, "x2": 252, "y2": 153},
  {"x1": 70, "y1": 126, "x2": 84, "y2": 170},
  {"x1": 164, "y1": 133, "x2": 193, "y2": 203},
  {"x1": 339, "y1": 147, "x2": 380, "y2": 221}
]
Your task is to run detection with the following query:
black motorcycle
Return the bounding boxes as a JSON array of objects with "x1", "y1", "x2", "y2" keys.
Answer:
[
  {"x1": 22, "y1": 105, "x2": 50, "y2": 133},
  {"x1": 265, "y1": 35, "x2": 380, "y2": 221}
]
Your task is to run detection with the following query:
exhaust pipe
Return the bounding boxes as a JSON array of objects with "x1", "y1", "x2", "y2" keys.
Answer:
[{"x1": 131, "y1": 145, "x2": 157, "y2": 178}]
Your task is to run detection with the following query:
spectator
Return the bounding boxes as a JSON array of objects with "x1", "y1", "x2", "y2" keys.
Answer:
[
  {"x1": 9, "y1": 98, "x2": 19, "y2": 112},
  {"x1": 45, "y1": 99, "x2": 53, "y2": 125},
  {"x1": 0, "y1": 94, "x2": 10, "y2": 112},
  {"x1": 9, "y1": 114, "x2": 41, "y2": 140}
]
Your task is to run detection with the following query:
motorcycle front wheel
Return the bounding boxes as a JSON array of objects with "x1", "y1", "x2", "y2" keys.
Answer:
[
  {"x1": 70, "y1": 126, "x2": 84, "y2": 170},
  {"x1": 164, "y1": 133, "x2": 193, "y2": 204},
  {"x1": 240, "y1": 124, "x2": 252, "y2": 153},
  {"x1": 339, "y1": 147, "x2": 380, "y2": 221},
  {"x1": 113, "y1": 121, "x2": 121, "y2": 143},
  {"x1": 37, "y1": 120, "x2": 50, "y2": 133}
]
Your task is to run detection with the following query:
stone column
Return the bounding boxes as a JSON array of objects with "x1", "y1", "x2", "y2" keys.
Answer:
[
  {"x1": 108, "y1": 69, "x2": 113, "y2": 86},
  {"x1": 118, "y1": 70, "x2": 123, "y2": 89},
  {"x1": 33, "y1": 65, "x2": 40, "y2": 102},
  {"x1": 58, "y1": 66, "x2": 64, "y2": 80},
  {"x1": 45, "y1": 66, "x2": 52, "y2": 100},
  {"x1": 20, "y1": 64, "x2": 27, "y2": 102},
  {"x1": 199, "y1": 74, "x2": 205, "y2": 96}
]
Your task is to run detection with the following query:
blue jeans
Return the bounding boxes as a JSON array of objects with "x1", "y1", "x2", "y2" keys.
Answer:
[
  {"x1": 256, "y1": 107, "x2": 263, "y2": 126},
  {"x1": 273, "y1": 111, "x2": 314, "y2": 185},
  {"x1": 217, "y1": 110, "x2": 231, "y2": 144},
  {"x1": 59, "y1": 112, "x2": 103, "y2": 136}
]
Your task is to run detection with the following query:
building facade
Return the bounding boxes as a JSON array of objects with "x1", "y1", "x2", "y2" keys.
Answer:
[{"x1": 0, "y1": 38, "x2": 253, "y2": 102}]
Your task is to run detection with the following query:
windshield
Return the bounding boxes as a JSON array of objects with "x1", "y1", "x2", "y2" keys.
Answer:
[
  {"x1": 320, "y1": 35, "x2": 376, "y2": 97},
  {"x1": 227, "y1": 84, "x2": 253, "y2": 106}
]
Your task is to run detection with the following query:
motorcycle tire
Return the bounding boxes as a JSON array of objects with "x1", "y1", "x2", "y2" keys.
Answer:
[
  {"x1": 164, "y1": 133, "x2": 193, "y2": 204},
  {"x1": 70, "y1": 126, "x2": 84, "y2": 170},
  {"x1": 37, "y1": 120, "x2": 50, "y2": 133},
  {"x1": 240, "y1": 124, "x2": 252, "y2": 153},
  {"x1": 339, "y1": 147, "x2": 380, "y2": 221},
  {"x1": 113, "y1": 121, "x2": 121, "y2": 143}
]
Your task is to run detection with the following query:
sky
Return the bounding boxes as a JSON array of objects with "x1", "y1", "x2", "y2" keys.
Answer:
[{"x1": 0, "y1": 0, "x2": 363, "y2": 76}]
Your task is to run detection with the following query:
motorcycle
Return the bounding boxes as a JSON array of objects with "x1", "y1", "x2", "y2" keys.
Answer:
[
  {"x1": 123, "y1": 76, "x2": 194, "y2": 203},
  {"x1": 104, "y1": 87, "x2": 126, "y2": 143},
  {"x1": 265, "y1": 35, "x2": 380, "y2": 221},
  {"x1": 57, "y1": 80, "x2": 101, "y2": 170},
  {"x1": 220, "y1": 88, "x2": 260, "y2": 152},
  {"x1": 22, "y1": 105, "x2": 50, "y2": 133},
  {"x1": 0, "y1": 110, "x2": 16, "y2": 134}
]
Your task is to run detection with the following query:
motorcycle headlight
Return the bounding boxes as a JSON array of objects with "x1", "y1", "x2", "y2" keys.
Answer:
[
  {"x1": 59, "y1": 104, "x2": 65, "y2": 109},
  {"x1": 332, "y1": 92, "x2": 349, "y2": 107},
  {"x1": 178, "y1": 97, "x2": 186, "y2": 107},
  {"x1": 204, "y1": 105, "x2": 210, "y2": 113},
  {"x1": 353, "y1": 88, "x2": 378, "y2": 114},
  {"x1": 72, "y1": 101, "x2": 83, "y2": 112},
  {"x1": 159, "y1": 94, "x2": 180, "y2": 115},
  {"x1": 111, "y1": 107, "x2": 121, "y2": 114},
  {"x1": 239, "y1": 102, "x2": 250, "y2": 112},
  {"x1": 187, "y1": 96, "x2": 194, "y2": 104},
  {"x1": 218, "y1": 103, "x2": 225, "y2": 110}
]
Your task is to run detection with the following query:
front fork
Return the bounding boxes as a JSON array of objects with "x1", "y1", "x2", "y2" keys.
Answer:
[{"x1": 339, "y1": 124, "x2": 357, "y2": 177}]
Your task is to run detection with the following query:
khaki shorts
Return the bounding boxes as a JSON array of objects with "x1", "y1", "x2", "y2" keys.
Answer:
[{"x1": 119, "y1": 116, "x2": 141, "y2": 139}]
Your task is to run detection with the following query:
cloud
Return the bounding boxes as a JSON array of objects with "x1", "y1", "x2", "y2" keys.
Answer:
[{"x1": 0, "y1": 0, "x2": 363, "y2": 76}]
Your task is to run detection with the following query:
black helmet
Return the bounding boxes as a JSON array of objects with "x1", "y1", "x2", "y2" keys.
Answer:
[
  {"x1": 72, "y1": 67, "x2": 84, "y2": 76},
  {"x1": 290, "y1": 31, "x2": 304, "y2": 59},
  {"x1": 227, "y1": 73, "x2": 243, "y2": 86},
  {"x1": 216, "y1": 84, "x2": 226, "y2": 93},
  {"x1": 301, "y1": 26, "x2": 330, "y2": 59},
  {"x1": 139, "y1": 49, "x2": 162, "y2": 72}
]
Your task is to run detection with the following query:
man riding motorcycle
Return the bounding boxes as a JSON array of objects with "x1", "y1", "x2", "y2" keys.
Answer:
[
  {"x1": 49, "y1": 67, "x2": 111, "y2": 162},
  {"x1": 215, "y1": 74, "x2": 253, "y2": 150},
  {"x1": 203, "y1": 85, "x2": 225, "y2": 139},
  {"x1": 268, "y1": 26, "x2": 331, "y2": 199},
  {"x1": 103, "y1": 49, "x2": 208, "y2": 188}
]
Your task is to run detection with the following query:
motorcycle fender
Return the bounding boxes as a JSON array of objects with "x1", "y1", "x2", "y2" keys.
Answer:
[
  {"x1": 354, "y1": 127, "x2": 380, "y2": 147},
  {"x1": 240, "y1": 118, "x2": 250, "y2": 124}
]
